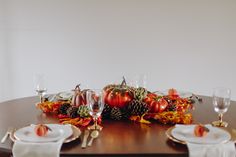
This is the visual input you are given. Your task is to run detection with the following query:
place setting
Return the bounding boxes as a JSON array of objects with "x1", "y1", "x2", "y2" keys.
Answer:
[
  {"x1": 9, "y1": 124, "x2": 81, "y2": 144},
  {"x1": 165, "y1": 87, "x2": 236, "y2": 157},
  {"x1": 5, "y1": 78, "x2": 106, "y2": 156},
  {"x1": 7, "y1": 123, "x2": 80, "y2": 157},
  {"x1": 3, "y1": 90, "x2": 104, "y2": 157}
]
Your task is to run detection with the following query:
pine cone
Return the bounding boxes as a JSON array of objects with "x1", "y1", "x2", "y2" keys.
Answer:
[
  {"x1": 128, "y1": 100, "x2": 149, "y2": 116},
  {"x1": 121, "y1": 106, "x2": 131, "y2": 119},
  {"x1": 134, "y1": 87, "x2": 147, "y2": 101},
  {"x1": 102, "y1": 104, "x2": 112, "y2": 119},
  {"x1": 67, "y1": 106, "x2": 79, "y2": 118},
  {"x1": 166, "y1": 104, "x2": 177, "y2": 111},
  {"x1": 77, "y1": 105, "x2": 90, "y2": 118},
  {"x1": 110, "y1": 107, "x2": 122, "y2": 120},
  {"x1": 58, "y1": 103, "x2": 71, "y2": 115},
  {"x1": 164, "y1": 97, "x2": 177, "y2": 111}
]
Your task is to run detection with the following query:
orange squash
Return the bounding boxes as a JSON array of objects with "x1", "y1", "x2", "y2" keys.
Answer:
[{"x1": 103, "y1": 77, "x2": 134, "y2": 108}]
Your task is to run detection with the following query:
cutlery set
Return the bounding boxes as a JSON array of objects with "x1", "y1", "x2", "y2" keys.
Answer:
[{"x1": 81, "y1": 129, "x2": 100, "y2": 148}]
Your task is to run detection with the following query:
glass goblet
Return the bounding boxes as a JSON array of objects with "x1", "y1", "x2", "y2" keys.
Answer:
[
  {"x1": 128, "y1": 74, "x2": 147, "y2": 88},
  {"x1": 86, "y1": 89, "x2": 104, "y2": 130},
  {"x1": 34, "y1": 74, "x2": 47, "y2": 103},
  {"x1": 212, "y1": 87, "x2": 231, "y2": 127}
]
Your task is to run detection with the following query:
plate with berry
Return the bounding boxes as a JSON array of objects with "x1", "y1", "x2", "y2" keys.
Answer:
[
  {"x1": 166, "y1": 124, "x2": 231, "y2": 144},
  {"x1": 13, "y1": 124, "x2": 74, "y2": 143}
]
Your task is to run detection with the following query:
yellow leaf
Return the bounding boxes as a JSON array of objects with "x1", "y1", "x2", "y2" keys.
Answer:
[
  {"x1": 140, "y1": 118, "x2": 151, "y2": 124},
  {"x1": 140, "y1": 114, "x2": 151, "y2": 124}
]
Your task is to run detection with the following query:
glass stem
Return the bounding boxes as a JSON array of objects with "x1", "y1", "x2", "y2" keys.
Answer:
[
  {"x1": 94, "y1": 117, "x2": 98, "y2": 130},
  {"x1": 219, "y1": 113, "x2": 223, "y2": 124},
  {"x1": 40, "y1": 94, "x2": 43, "y2": 103}
]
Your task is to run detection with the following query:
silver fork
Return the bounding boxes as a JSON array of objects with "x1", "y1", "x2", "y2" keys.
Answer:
[{"x1": 1, "y1": 127, "x2": 14, "y2": 143}]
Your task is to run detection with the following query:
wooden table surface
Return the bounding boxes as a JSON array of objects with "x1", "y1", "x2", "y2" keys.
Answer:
[{"x1": 0, "y1": 96, "x2": 236, "y2": 157}]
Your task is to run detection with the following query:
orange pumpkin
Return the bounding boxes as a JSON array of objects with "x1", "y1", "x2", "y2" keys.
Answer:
[
  {"x1": 143, "y1": 93, "x2": 168, "y2": 113},
  {"x1": 103, "y1": 77, "x2": 134, "y2": 108}
]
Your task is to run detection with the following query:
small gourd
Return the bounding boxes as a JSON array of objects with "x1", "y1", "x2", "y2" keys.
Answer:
[{"x1": 71, "y1": 84, "x2": 87, "y2": 106}]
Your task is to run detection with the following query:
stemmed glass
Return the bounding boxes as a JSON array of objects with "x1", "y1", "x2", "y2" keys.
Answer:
[
  {"x1": 138, "y1": 74, "x2": 147, "y2": 88},
  {"x1": 34, "y1": 74, "x2": 47, "y2": 103},
  {"x1": 212, "y1": 87, "x2": 231, "y2": 127},
  {"x1": 129, "y1": 74, "x2": 147, "y2": 88},
  {"x1": 86, "y1": 89, "x2": 104, "y2": 130}
]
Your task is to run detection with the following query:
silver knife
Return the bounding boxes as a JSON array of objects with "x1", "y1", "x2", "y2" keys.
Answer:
[
  {"x1": 1, "y1": 127, "x2": 14, "y2": 143},
  {"x1": 81, "y1": 130, "x2": 90, "y2": 148}
]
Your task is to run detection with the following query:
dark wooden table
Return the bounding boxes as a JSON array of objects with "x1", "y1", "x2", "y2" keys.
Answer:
[{"x1": 0, "y1": 96, "x2": 236, "y2": 157}]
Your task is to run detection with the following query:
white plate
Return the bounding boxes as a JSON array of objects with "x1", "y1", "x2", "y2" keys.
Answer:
[
  {"x1": 57, "y1": 91, "x2": 73, "y2": 100},
  {"x1": 171, "y1": 125, "x2": 231, "y2": 144},
  {"x1": 14, "y1": 124, "x2": 73, "y2": 143},
  {"x1": 157, "y1": 90, "x2": 193, "y2": 98},
  {"x1": 44, "y1": 94, "x2": 57, "y2": 102},
  {"x1": 176, "y1": 91, "x2": 192, "y2": 98}
]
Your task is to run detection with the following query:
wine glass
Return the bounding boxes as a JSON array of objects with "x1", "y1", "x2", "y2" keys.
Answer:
[
  {"x1": 129, "y1": 74, "x2": 147, "y2": 88},
  {"x1": 136, "y1": 74, "x2": 147, "y2": 88},
  {"x1": 86, "y1": 89, "x2": 104, "y2": 130},
  {"x1": 212, "y1": 87, "x2": 231, "y2": 127},
  {"x1": 34, "y1": 74, "x2": 47, "y2": 103}
]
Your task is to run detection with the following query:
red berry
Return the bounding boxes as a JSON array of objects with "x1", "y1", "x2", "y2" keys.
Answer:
[
  {"x1": 34, "y1": 124, "x2": 50, "y2": 137},
  {"x1": 194, "y1": 124, "x2": 209, "y2": 137}
]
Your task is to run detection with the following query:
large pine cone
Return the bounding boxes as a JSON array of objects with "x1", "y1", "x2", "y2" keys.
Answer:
[
  {"x1": 67, "y1": 106, "x2": 79, "y2": 118},
  {"x1": 121, "y1": 105, "x2": 132, "y2": 119},
  {"x1": 58, "y1": 103, "x2": 71, "y2": 115},
  {"x1": 110, "y1": 107, "x2": 122, "y2": 120},
  {"x1": 102, "y1": 104, "x2": 112, "y2": 119},
  {"x1": 128, "y1": 100, "x2": 149, "y2": 116}
]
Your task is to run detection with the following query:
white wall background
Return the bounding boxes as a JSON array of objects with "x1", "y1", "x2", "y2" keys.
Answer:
[
  {"x1": 0, "y1": 0, "x2": 10, "y2": 101},
  {"x1": 0, "y1": 0, "x2": 236, "y2": 102}
]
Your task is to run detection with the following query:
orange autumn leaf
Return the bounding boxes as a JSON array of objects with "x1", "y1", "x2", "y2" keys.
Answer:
[{"x1": 130, "y1": 114, "x2": 151, "y2": 124}]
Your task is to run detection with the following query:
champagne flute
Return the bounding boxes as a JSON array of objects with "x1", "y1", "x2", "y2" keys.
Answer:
[
  {"x1": 212, "y1": 87, "x2": 231, "y2": 127},
  {"x1": 86, "y1": 89, "x2": 104, "y2": 130},
  {"x1": 34, "y1": 74, "x2": 47, "y2": 103}
]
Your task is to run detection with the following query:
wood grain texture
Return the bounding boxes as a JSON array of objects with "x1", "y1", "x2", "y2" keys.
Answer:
[{"x1": 0, "y1": 96, "x2": 235, "y2": 157}]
